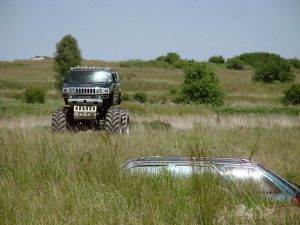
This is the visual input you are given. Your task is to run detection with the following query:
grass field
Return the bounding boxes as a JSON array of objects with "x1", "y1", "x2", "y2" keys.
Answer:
[{"x1": 0, "y1": 59, "x2": 299, "y2": 224}]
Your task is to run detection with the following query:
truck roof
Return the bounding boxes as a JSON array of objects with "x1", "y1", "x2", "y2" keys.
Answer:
[{"x1": 70, "y1": 66, "x2": 117, "y2": 72}]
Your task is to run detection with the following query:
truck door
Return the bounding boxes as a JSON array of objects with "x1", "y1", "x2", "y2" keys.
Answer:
[{"x1": 112, "y1": 72, "x2": 120, "y2": 105}]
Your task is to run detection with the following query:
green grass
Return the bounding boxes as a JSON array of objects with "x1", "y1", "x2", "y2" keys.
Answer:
[
  {"x1": 215, "y1": 106, "x2": 300, "y2": 115},
  {"x1": 0, "y1": 99, "x2": 63, "y2": 119},
  {"x1": 1, "y1": 59, "x2": 300, "y2": 115}
]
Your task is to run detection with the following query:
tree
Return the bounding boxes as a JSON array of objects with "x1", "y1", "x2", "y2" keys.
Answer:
[
  {"x1": 177, "y1": 61, "x2": 224, "y2": 106},
  {"x1": 54, "y1": 34, "x2": 82, "y2": 90}
]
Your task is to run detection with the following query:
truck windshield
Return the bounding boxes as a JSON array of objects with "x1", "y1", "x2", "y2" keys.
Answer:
[{"x1": 67, "y1": 70, "x2": 112, "y2": 83}]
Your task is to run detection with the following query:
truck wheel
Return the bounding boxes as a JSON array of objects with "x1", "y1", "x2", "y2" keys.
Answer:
[
  {"x1": 51, "y1": 108, "x2": 72, "y2": 133},
  {"x1": 120, "y1": 109, "x2": 130, "y2": 134},
  {"x1": 105, "y1": 108, "x2": 122, "y2": 133}
]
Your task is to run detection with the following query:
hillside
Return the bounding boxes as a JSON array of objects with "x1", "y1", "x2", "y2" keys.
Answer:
[{"x1": 1, "y1": 59, "x2": 300, "y2": 118}]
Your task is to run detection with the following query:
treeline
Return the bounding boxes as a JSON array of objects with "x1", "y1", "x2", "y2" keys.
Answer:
[{"x1": 120, "y1": 52, "x2": 300, "y2": 71}]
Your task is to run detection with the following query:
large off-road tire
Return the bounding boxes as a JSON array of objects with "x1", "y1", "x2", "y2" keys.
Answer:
[
  {"x1": 120, "y1": 109, "x2": 130, "y2": 134},
  {"x1": 105, "y1": 108, "x2": 122, "y2": 133},
  {"x1": 51, "y1": 108, "x2": 72, "y2": 133}
]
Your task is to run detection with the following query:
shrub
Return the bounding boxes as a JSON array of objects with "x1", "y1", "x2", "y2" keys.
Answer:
[
  {"x1": 177, "y1": 61, "x2": 224, "y2": 106},
  {"x1": 134, "y1": 92, "x2": 147, "y2": 103},
  {"x1": 208, "y1": 55, "x2": 225, "y2": 64},
  {"x1": 282, "y1": 84, "x2": 300, "y2": 105},
  {"x1": 122, "y1": 93, "x2": 130, "y2": 101},
  {"x1": 226, "y1": 58, "x2": 244, "y2": 70},
  {"x1": 253, "y1": 58, "x2": 294, "y2": 83},
  {"x1": 24, "y1": 86, "x2": 45, "y2": 103},
  {"x1": 169, "y1": 87, "x2": 178, "y2": 95}
]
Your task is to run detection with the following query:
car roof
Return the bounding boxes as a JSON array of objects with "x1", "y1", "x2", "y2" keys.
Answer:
[{"x1": 123, "y1": 156, "x2": 255, "y2": 168}]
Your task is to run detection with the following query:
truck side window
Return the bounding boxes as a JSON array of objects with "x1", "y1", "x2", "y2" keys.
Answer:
[
  {"x1": 111, "y1": 73, "x2": 116, "y2": 82},
  {"x1": 116, "y1": 73, "x2": 120, "y2": 82}
]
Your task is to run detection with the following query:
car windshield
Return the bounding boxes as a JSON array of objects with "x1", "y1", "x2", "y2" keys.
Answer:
[
  {"x1": 66, "y1": 70, "x2": 112, "y2": 83},
  {"x1": 216, "y1": 165, "x2": 282, "y2": 194}
]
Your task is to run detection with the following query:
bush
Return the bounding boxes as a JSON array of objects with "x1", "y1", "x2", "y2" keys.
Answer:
[
  {"x1": 134, "y1": 92, "x2": 147, "y2": 103},
  {"x1": 282, "y1": 84, "x2": 300, "y2": 105},
  {"x1": 121, "y1": 93, "x2": 130, "y2": 101},
  {"x1": 253, "y1": 58, "x2": 294, "y2": 83},
  {"x1": 177, "y1": 61, "x2": 224, "y2": 106},
  {"x1": 226, "y1": 58, "x2": 244, "y2": 70},
  {"x1": 169, "y1": 87, "x2": 178, "y2": 95},
  {"x1": 24, "y1": 86, "x2": 45, "y2": 103},
  {"x1": 208, "y1": 55, "x2": 225, "y2": 64}
]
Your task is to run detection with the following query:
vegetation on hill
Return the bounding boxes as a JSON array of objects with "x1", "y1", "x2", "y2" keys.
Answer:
[
  {"x1": 235, "y1": 52, "x2": 285, "y2": 67},
  {"x1": 119, "y1": 52, "x2": 186, "y2": 69},
  {"x1": 208, "y1": 55, "x2": 225, "y2": 64},
  {"x1": 226, "y1": 52, "x2": 294, "y2": 83},
  {"x1": 155, "y1": 52, "x2": 186, "y2": 68}
]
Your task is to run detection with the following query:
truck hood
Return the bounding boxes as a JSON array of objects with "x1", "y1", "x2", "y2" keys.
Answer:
[{"x1": 63, "y1": 82, "x2": 111, "y2": 88}]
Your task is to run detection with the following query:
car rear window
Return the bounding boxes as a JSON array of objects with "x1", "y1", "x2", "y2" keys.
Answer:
[{"x1": 216, "y1": 165, "x2": 282, "y2": 194}]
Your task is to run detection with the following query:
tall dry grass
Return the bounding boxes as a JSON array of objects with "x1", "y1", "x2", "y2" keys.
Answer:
[{"x1": 0, "y1": 116, "x2": 299, "y2": 224}]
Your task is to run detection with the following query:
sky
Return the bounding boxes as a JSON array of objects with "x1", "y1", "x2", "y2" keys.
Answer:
[{"x1": 0, "y1": 0, "x2": 300, "y2": 61}]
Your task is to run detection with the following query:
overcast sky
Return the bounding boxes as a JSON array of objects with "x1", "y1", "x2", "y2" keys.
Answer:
[{"x1": 1, "y1": 0, "x2": 300, "y2": 61}]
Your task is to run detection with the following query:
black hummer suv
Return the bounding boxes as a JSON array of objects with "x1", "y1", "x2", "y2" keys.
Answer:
[{"x1": 51, "y1": 66, "x2": 129, "y2": 133}]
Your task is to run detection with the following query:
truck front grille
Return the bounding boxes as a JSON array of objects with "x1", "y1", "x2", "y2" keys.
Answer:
[{"x1": 75, "y1": 88, "x2": 96, "y2": 94}]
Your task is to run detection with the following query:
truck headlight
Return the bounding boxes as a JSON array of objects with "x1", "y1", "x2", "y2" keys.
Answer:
[
  {"x1": 69, "y1": 88, "x2": 76, "y2": 94},
  {"x1": 104, "y1": 88, "x2": 109, "y2": 93},
  {"x1": 63, "y1": 88, "x2": 68, "y2": 93}
]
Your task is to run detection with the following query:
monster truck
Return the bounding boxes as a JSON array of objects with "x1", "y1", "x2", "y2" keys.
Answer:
[{"x1": 51, "y1": 66, "x2": 130, "y2": 133}]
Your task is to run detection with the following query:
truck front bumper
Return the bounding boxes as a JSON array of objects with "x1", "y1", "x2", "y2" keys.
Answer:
[
  {"x1": 73, "y1": 105, "x2": 97, "y2": 120},
  {"x1": 68, "y1": 98, "x2": 103, "y2": 106}
]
